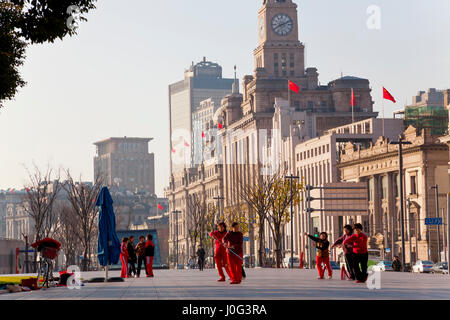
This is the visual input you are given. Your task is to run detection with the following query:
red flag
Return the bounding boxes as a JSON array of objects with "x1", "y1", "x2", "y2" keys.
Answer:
[
  {"x1": 25, "y1": 188, "x2": 30, "y2": 192},
  {"x1": 383, "y1": 87, "x2": 396, "y2": 103},
  {"x1": 289, "y1": 80, "x2": 300, "y2": 94},
  {"x1": 202, "y1": 131, "x2": 205, "y2": 138},
  {"x1": 184, "y1": 141, "x2": 190, "y2": 147},
  {"x1": 171, "y1": 148, "x2": 176, "y2": 153},
  {"x1": 10, "y1": 189, "x2": 14, "y2": 195},
  {"x1": 157, "y1": 203, "x2": 163, "y2": 211},
  {"x1": 351, "y1": 88, "x2": 356, "y2": 107},
  {"x1": 218, "y1": 122, "x2": 223, "y2": 129}
]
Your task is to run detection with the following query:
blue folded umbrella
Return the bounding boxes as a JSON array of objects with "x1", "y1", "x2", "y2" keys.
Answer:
[{"x1": 96, "y1": 187, "x2": 120, "y2": 267}]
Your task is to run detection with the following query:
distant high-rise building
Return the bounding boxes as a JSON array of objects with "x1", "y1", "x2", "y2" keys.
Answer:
[
  {"x1": 168, "y1": 58, "x2": 236, "y2": 174},
  {"x1": 94, "y1": 137, "x2": 155, "y2": 195}
]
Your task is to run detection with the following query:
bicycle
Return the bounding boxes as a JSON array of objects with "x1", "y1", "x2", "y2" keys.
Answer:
[{"x1": 31, "y1": 238, "x2": 61, "y2": 289}]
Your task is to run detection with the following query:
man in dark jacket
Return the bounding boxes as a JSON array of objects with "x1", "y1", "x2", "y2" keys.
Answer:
[
  {"x1": 332, "y1": 225, "x2": 355, "y2": 280},
  {"x1": 127, "y1": 236, "x2": 137, "y2": 277},
  {"x1": 135, "y1": 236, "x2": 147, "y2": 277},
  {"x1": 392, "y1": 256, "x2": 402, "y2": 272},
  {"x1": 197, "y1": 245, "x2": 206, "y2": 271}
]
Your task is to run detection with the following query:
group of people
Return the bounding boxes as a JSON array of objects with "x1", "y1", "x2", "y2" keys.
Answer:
[
  {"x1": 120, "y1": 234, "x2": 155, "y2": 279},
  {"x1": 209, "y1": 222, "x2": 245, "y2": 285},
  {"x1": 306, "y1": 223, "x2": 369, "y2": 283}
]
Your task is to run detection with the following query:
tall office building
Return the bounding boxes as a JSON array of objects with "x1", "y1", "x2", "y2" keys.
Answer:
[
  {"x1": 94, "y1": 137, "x2": 155, "y2": 195},
  {"x1": 168, "y1": 58, "x2": 235, "y2": 174}
]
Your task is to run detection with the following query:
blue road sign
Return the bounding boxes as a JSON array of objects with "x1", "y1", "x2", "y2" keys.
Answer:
[
  {"x1": 243, "y1": 236, "x2": 249, "y2": 242},
  {"x1": 385, "y1": 248, "x2": 391, "y2": 253},
  {"x1": 425, "y1": 218, "x2": 443, "y2": 226}
]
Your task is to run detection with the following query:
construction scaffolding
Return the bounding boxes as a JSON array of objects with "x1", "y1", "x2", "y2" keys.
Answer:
[{"x1": 404, "y1": 106, "x2": 448, "y2": 136}]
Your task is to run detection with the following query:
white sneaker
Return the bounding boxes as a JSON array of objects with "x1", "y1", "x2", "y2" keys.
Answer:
[{"x1": 327, "y1": 276, "x2": 332, "y2": 279}]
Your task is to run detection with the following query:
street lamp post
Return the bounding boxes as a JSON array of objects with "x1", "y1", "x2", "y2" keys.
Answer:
[
  {"x1": 431, "y1": 185, "x2": 441, "y2": 262},
  {"x1": 285, "y1": 174, "x2": 299, "y2": 269},
  {"x1": 172, "y1": 210, "x2": 181, "y2": 269},
  {"x1": 390, "y1": 135, "x2": 412, "y2": 272},
  {"x1": 212, "y1": 196, "x2": 224, "y2": 225}
]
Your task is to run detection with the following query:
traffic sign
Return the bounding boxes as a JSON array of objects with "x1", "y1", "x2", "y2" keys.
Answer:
[
  {"x1": 243, "y1": 236, "x2": 249, "y2": 242},
  {"x1": 385, "y1": 248, "x2": 391, "y2": 253},
  {"x1": 425, "y1": 218, "x2": 443, "y2": 226}
]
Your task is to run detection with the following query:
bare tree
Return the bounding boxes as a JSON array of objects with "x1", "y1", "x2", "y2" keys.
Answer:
[
  {"x1": 22, "y1": 164, "x2": 61, "y2": 242},
  {"x1": 238, "y1": 174, "x2": 277, "y2": 267},
  {"x1": 54, "y1": 204, "x2": 80, "y2": 267},
  {"x1": 186, "y1": 193, "x2": 207, "y2": 258},
  {"x1": 62, "y1": 171, "x2": 103, "y2": 271},
  {"x1": 267, "y1": 170, "x2": 303, "y2": 268}
]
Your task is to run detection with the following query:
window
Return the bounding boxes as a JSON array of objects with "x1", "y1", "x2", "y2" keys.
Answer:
[
  {"x1": 274, "y1": 53, "x2": 279, "y2": 76},
  {"x1": 281, "y1": 53, "x2": 287, "y2": 76},
  {"x1": 381, "y1": 176, "x2": 388, "y2": 199},
  {"x1": 410, "y1": 175, "x2": 417, "y2": 195}
]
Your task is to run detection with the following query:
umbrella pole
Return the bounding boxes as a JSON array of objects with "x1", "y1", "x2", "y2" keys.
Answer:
[{"x1": 105, "y1": 265, "x2": 109, "y2": 282}]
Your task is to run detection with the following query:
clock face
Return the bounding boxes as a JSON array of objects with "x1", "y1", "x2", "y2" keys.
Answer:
[{"x1": 271, "y1": 14, "x2": 294, "y2": 36}]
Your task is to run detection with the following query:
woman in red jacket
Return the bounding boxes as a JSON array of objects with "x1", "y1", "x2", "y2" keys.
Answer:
[
  {"x1": 223, "y1": 222, "x2": 243, "y2": 285},
  {"x1": 120, "y1": 237, "x2": 129, "y2": 278},
  {"x1": 209, "y1": 222, "x2": 231, "y2": 281},
  {"x1": 343, "y1": 223, "x2": 368, "y2": 283}
]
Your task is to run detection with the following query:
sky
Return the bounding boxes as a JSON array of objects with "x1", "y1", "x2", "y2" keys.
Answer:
[{"x1": 1, "y1": 0, "x2": 449, "y2": 196}]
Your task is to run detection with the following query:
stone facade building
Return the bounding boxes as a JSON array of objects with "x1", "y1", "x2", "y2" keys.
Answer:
[
  {"x1": 94, "y1": 137, "x2": 155, "y2": 195},
  {"x1": 338, "y1": 126, "x2": 449, "y2": 263}
]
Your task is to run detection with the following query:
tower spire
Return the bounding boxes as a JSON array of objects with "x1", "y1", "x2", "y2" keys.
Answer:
[{"x1": 232, "y1": 65, "x2": 238, "y2": 94}]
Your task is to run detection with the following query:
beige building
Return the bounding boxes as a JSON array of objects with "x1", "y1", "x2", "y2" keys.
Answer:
[
  {"x1": 166, "y1": 159, "x2": 223, "y2": 266},
  {"x1": 94, "y1": 137, "x2": 155, "y2": 195},
  {"x1": 338, "y1": 126, "x2": 449, "y2": 263}
]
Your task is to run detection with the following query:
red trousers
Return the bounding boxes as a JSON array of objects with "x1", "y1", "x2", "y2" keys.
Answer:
[
  {"x1": 120, "y1": 254, "x2": 128, "y2": 278},
  {"x1": 316, "y1": 256, "x2": 332, "y2": 279},
  {"x1": 215, "y1": 250, "x2": 231, "y2": 279},
  {"x1": 227, "y1": 253, "x2": 243, "y2": 283},
  {"x1": 146, "y1": 256, "x2": 154, "y2": 276}
]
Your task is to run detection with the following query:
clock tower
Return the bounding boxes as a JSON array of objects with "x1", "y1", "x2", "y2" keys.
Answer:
[{"x1": 254, "y1": 0, "x2": 305, "y2": 78}]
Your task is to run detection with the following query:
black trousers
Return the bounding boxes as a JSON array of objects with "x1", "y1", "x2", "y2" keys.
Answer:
[
  {"x1": 198, "y1": 258, "x2": 205, "y2": 271},
  {"x1": 353, "y1": 253, "x2": 368, "y2": 282},
  {"x1": 344, "y1": 253, "x2": 356, "y2": 280},
  {"x1": 128, "y1": 259, "x2": 136, "y2": 276},
  {"x1": 136, "y1": 256, "x2": 147, "y2": 276}
]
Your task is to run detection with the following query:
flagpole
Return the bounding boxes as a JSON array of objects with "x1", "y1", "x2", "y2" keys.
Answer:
[
  {"x1": 288, "y1": 79, "x2": 291, "y2": 107},
  {"x1": 351, "y1": 88, "x2": 355, "y2": 124},
  {"x1": 382, "y1": 97, "x2": 385, "y2": 137}
]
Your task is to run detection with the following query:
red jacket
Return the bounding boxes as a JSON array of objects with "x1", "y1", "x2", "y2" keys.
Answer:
[
  {"x1": 223, "y1": 231, "x2": 243, "y2": 256},
  {"x1": 120, "y1": 242, "x2": 128, "y2": 257},
  {"x1": 209, "y1": 230, "x2": 228, "y2": 253},
  {"x1": 343, "y1": 232, "x2": 368, "y2": 254}
]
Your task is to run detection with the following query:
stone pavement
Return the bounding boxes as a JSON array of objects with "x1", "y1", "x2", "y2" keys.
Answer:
[{"x1": 1, "y1": 268, "x2": 449, "y2": 300}]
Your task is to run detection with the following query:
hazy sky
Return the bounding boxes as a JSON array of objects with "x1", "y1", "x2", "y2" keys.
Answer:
[{"x1": 1, "y1": 0, "x2": 449, "y2": 196}]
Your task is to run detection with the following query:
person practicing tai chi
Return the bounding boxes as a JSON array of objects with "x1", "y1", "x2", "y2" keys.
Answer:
[
  {"x1": 331, "y1": 225, "x2": 355, "y2": 280},
  {"x1": 209, "y1": 222, "x2": 231, "y2": 282},
  {"x1": 145, "y1": 234, "x2": 155, "y2": 277},
  {"x1": 135, "y1": 236, "x2": 147, "y2": 278},
  {"x1": 305, "y1": 232, "x2": 332, "y2": 279},
  {"x1": 223, "y1": 222, "x2": 244, "y2": 285},
  {"x1": 343, "y1": 223, "x2": 368, "y2": 283},
  {"x1": 120, "y1": 237, "x2": 129, "y2": 278}
]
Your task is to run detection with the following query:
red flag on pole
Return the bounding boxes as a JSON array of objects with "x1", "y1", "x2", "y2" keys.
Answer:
[
  {"x1": 383, "y1": 87, "x2": 396, "y2": 103},
  {"x1": 171, "y1": 148, "x2": 176, "y2": 154},
  {"x1": 184, "y1": 141, "x2": 190, "y2": 147},
  {"x1": 218, "y1": 122, "x2": 223, "y2": 130},
  {"x1": 202, "y1": 131, "x2": 205, "y2": 138},
  {"x1": 351, "y1": 88, "x2": 356, "y2": 107},
  {"x1": 289, "y1": 80, "x2": 300, "y2": 94},
  {"x1": 157, "y1": 203, "x2": 163, "y2": 211}
]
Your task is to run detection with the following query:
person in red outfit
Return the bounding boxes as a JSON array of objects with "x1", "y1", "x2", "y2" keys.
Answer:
[
  {"x1": 305, "y1": 232, "x2": 332, "y2": 279},
  {"x1": 120, "y1": 237, "x2": 129, "y2": 278},
  {"x1": 343, "y1": 223, "x2": 368, "y2": 283},
  {"x1": 209, "y1": 222, "x2": 231, "y2": 281},
  {"x1": 223, "y1": 222, "x2": 243, "y2": 285},
  {"x1": 145, "y1": 234, "x2": 155, "y2": 277}
]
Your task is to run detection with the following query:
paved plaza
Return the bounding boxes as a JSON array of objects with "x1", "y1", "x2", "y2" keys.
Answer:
[{"x1": 1, "y1": 268, "x2": 450, "y2": 300}]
